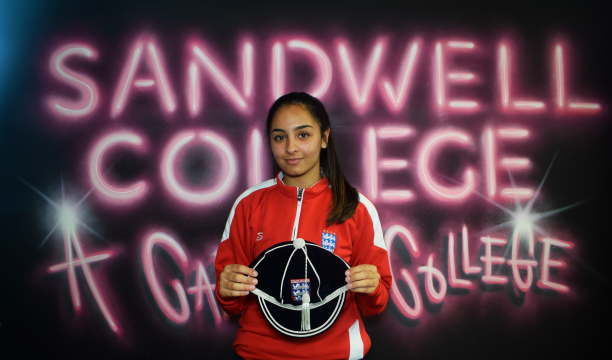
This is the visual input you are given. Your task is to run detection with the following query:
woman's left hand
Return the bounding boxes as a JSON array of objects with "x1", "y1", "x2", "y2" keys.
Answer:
[{"x1": 345, "y1": 264, "x2": 380, "y2": 294}]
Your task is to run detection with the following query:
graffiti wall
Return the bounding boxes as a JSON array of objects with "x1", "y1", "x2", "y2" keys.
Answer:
[{"x1": 1, "y1": 0, "x2": 610, "y2": 358}]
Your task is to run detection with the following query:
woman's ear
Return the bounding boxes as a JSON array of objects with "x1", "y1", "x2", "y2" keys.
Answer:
[{"x1": 321, "y1": 128, "x2": 331, "y2": 149}]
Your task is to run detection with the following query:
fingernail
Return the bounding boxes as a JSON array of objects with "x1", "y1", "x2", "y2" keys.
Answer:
[
  {"x1": 253, "y1": 271, "x2": 258, "y2": 277},
  {"x1": 244, "y1": 291, "x2": 250, "y2": 295},
  {"x1": 345, "y1": 277, "x2": 350, "y2": 282},
  {"x1": 345, "y1": 270, "x2": 350, "y2": 276},
  {"x1": 253, "y1": 279, "x2": 258, "y2": 285},
  {"x1": 250, "y1": 285, "x2": 255, "y2": 290},
  {"x1": 347, "y1": 283, "x2": 352, "y2": 289}
]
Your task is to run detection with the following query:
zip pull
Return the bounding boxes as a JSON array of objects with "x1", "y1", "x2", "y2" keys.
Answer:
[{"x1": 292, "y1": 188, "x2": 305, "y2": 241}]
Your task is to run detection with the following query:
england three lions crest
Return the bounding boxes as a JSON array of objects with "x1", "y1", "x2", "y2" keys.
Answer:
[
  {"x1": 322, "y1": 230, "x2": 337, "y2": 253},
  {"x1": 290, "y1": 278, "x2": 310, "y2": 303}
]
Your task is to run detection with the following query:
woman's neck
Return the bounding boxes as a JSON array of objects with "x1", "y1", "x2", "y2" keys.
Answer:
[{"x1": 281, "y1": 171, "x2": 324, "y2": 189}]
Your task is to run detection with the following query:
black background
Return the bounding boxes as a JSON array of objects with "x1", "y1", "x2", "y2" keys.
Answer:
[{"x1": 1, "y1": 0, "x2": 611, "y2": 358}]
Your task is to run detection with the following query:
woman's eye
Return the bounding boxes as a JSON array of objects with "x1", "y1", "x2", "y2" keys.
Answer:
[
  {"x1": 298, "y1": 132, "x2": 309, "y2": 138},
  {"x1": 274, "y1": 135, "x2": 285, "y2": 141}
]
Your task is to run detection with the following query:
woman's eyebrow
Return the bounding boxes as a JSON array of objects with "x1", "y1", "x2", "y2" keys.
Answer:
[
  {"x1": 270, "y1": 125, "x2": 313, "y2": 133},
  {"x1": 294, "y1": 125, "x2": 313, "y2": 130}
]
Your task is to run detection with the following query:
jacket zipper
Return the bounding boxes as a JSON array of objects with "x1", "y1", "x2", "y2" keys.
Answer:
[{"x1": 291, "y1": 188, "x2": 304, "y2": 240}]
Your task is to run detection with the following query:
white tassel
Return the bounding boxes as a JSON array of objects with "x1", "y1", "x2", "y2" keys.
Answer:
[{"x1": 301, "y1": 293, "x2": 311, "y2": 331}]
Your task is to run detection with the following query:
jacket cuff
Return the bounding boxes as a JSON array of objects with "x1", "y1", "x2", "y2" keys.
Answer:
[
  {"x1": 215, "y1": 281, "x2": 246, "y2": 314},
  {"x1": 355, "y1": 280, "x2": 388, "y2": 317},
  {"x1": 366, "y1": 280, "x2": 384, "y2": 297}
]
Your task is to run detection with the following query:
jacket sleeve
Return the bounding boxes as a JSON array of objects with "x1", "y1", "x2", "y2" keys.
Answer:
[
  {"x1": 214, "y1": 195, "x2": 253, "y2": 315},
  {"x1": 350, "y1": 194, "x2": 392, "y2": 317}
]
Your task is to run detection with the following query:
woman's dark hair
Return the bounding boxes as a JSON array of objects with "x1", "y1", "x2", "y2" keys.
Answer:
[{"x1": 266, "y1": 92, "x2": 360, "y2": 226}]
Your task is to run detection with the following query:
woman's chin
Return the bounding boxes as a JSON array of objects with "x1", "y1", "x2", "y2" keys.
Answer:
[{"x1": 281, "y1": 168, "x2": 304, "y2": 178}]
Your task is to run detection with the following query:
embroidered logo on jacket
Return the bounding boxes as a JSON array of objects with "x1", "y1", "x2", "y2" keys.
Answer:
[
  {"x1": 290, "y1": 278, "x2": 310, "y2": 303},
  {"x1": 256, "y1": 232, "x2": 263, "y2": 241},
  {"x1": 322, "y1": 230, "x2": 337, "y2": 253}
]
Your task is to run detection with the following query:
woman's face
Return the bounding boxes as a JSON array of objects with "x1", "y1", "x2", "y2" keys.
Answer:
[{"x1": 269, "y1": 104, "x2": 330, "y2": 188}]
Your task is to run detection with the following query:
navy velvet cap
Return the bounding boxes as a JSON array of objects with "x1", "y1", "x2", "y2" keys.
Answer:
[{"x1": 249, "y1": 239, "x2": 350, "y2": 338}]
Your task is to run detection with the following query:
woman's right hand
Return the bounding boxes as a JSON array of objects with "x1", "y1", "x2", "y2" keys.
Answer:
[{"x1": 219, "y1": 264, "x2": 258, "y2": 297}]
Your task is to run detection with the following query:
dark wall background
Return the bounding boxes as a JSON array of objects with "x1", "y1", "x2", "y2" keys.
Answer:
[{"x1": 1, "y1": 0, "x2": 611, "y2": 358}]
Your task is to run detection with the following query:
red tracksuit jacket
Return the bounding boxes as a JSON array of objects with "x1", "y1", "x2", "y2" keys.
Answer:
[{"x1": 214, "y1": 173, "x2": 391, "y2": 360}]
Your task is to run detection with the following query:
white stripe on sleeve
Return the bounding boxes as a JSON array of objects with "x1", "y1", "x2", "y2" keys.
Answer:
[
  {"x1": 221, "y1": 178, "x2": 276, "y2": 242},
  {"x1": 348, "y1": 319, "x2": 364, "y2": 359},
  {"x1": 358, "y1": 193, "x2": 387, "y2": 250}
]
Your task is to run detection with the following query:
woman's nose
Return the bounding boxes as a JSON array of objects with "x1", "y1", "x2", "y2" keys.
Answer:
[{"x1": 286, "y1": 137, "x2": 299, "y2": 154}]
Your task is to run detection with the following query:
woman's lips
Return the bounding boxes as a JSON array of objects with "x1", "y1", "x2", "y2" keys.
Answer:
[{"x1": 285, "y1": 158, "x2": 302, "y2": 165}]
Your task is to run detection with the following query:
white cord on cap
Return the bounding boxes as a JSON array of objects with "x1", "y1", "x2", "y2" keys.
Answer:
[
  {"x1": 300, "y1": 240, "x2": 311, "y2": 330},
  {"x1": 279, "y1": 238, "x2": 314, "y2": 330}
]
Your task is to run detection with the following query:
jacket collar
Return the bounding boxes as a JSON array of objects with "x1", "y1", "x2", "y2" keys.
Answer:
[{"x1": 276, "y1": 172, "x2": 330, "y2": 200}]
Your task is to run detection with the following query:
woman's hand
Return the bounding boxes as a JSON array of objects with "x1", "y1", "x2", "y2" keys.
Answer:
[
  {"x1": 345, "y1": 264, "x2": 380, "y2": 294},
  {"x1": 219, "y1": 264, "x2": 258, "y2": 298}
]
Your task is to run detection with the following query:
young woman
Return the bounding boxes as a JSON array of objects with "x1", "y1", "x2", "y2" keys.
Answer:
[{"x1": 214, "y1": 92, "x2": 391, "y2": 360}]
